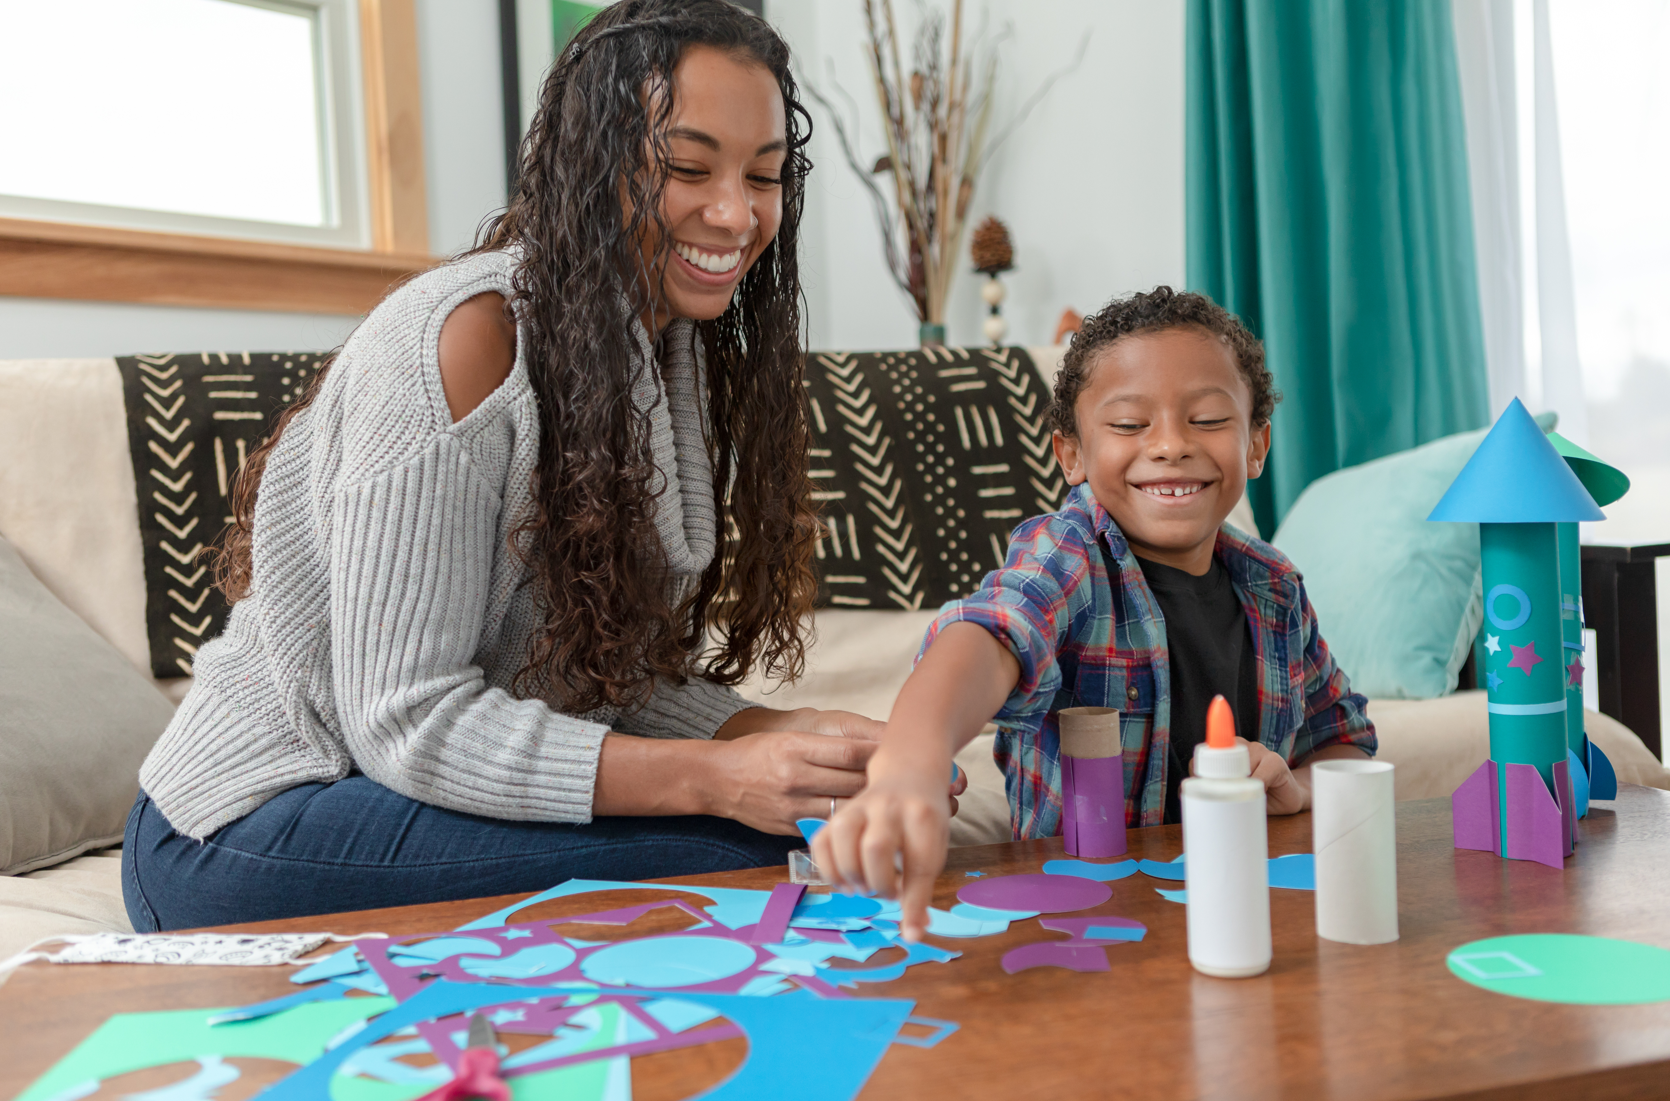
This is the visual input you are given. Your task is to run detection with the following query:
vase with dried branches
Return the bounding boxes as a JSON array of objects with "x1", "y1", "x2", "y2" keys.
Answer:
[{"x1": 808, "y1": 1, "x2": 1085, "y2": 347}]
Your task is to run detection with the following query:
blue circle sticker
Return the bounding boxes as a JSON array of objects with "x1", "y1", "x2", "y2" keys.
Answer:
[{"x1": 1486, "y1": 584, "x2": 1531, "y2": 631}]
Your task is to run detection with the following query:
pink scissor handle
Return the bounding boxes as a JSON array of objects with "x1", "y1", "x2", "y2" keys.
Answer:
[{"x1": 416, "y1": 1046, "x2": 511, "y2": 1101}]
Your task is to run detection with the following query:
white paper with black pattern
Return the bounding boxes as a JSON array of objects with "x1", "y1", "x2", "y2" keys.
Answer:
[{"x1": 0, "y1": 931, "x2": 375, "y2": 976}]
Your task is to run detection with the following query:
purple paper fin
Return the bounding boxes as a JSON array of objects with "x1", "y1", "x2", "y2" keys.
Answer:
[
  {"x1": 1451, "y1": 761, "x2": 1498, "y2": 853},
  {"x1": 1555, "y1": 758, "x2": 1575, "y2": 857},
  {"x1": 750, "y1": 882, "x2": 806, "y2": 945},
  {"x1": 1587, "y1": 738, "x2": 1618, "y2": 800},
  {"x1": 1503, "y1": 763, "x2": 1567, "y2": 869},
  {"x1": 1000, "y1": 941, "x2": 1110, "y2": 974}
]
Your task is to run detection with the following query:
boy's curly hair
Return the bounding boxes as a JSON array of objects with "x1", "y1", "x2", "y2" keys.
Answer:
[{"x1": 1049, "y1": 286, "x2": 1279, "y2": 437}]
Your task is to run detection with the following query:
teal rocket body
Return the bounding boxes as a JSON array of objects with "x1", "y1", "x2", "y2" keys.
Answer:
[
  {"x1": 1556, "y1": 521, "x2": 1586, "y2": 755},
  {"x1": 1480, "y1": 522, "x2": 1567, "y2": 846}
]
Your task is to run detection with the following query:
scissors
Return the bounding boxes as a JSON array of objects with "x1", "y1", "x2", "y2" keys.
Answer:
[{"x1": 416, "y1": 1011, "x2": 512, "y2": 1101}]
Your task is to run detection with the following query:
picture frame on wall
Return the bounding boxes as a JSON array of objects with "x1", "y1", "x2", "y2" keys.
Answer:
[{"x1": 496, "y1": 0, "x2": 764, "y2": 198}]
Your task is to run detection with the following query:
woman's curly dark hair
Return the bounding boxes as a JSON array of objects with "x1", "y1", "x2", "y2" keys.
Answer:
[
  {"x1": 218, "y1": 0, "x2": 820, "y2": 714},
  {"x1": 1049, "y1": 286, "x2": 1279, "y2": 437}
]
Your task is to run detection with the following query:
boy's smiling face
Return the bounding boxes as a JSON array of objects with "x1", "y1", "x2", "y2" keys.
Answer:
[{"x1": 1052, "y1": 326, "x2": 1271, "y2": 575}]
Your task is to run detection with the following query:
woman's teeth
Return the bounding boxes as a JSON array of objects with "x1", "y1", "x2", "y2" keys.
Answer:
[
  {"x1": 674, "y1": 242, "x2": 742, "y2": 274},
  {"x1": 1143, "y1": 484, "x2": 1203, "y2": 498}
]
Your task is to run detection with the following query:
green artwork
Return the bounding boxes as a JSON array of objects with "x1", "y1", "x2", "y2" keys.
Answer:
[
  {"x1": 1448, "y1": 934, "x2": 1670, "y2": 1005},
  {"x1": 18, "y1": 997, "x2": 631, "y2": 1101},
  {"x1": 553, "y1": 0, "x2": 607, "y2": 51}
]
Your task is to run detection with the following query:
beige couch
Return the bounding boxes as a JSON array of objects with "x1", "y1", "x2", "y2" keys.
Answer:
[{"x1": 3, "y1": 351, "x2": 1666, "y2": 962}]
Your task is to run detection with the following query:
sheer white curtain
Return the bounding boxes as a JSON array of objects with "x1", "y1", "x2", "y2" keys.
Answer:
[{"x1": 1450, "y1": 0, "x2": 1589, "y2": 442}]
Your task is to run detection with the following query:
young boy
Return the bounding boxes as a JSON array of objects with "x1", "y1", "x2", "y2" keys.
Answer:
[{"x1": 813, "y1": 287, "x2": 1376, "y2": 941}]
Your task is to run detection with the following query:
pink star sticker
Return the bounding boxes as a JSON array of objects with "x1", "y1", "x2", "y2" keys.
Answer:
[
  {"x1": 1567, "y1": 656, "x2": 1584, "y2": 688},
  {"x1": 1507, "y1": 640, "x2": 1544, "y2": 676}
]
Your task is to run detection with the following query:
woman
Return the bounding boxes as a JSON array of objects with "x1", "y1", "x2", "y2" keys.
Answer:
[{"x1": 123, "y1": 0, "x2": 951, "y2": 931}]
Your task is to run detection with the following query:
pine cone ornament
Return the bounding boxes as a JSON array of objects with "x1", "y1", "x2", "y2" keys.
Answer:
[{"x1": 970, "y1": 216, "x2": 1014, "y2": 274}]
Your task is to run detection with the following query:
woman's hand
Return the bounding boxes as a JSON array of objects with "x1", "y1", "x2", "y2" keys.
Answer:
[
  {"x1": 701, "y1": 729, "x2": 877, "y2": 836},
  {"x1": 811, "y1": 747, "x2": 953, "y2": 943}
]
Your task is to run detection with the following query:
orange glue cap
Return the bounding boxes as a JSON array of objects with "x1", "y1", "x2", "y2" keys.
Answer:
[{"x1": 1205, "y1": 695, "x2": 1236, "y2": 749}]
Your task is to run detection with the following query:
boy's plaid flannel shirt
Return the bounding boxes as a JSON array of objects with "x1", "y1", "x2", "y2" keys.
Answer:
[{"x1": 924, "y1": 482, "x2": 1376, "y2": 838}]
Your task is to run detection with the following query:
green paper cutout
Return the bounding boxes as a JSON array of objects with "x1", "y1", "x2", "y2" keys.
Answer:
[
  {"x1": 1448, "y1": 934, "x2": 1670, "y2": 1005},
  {"x1": 16, "y1": 997, "x2": 393, "y2": 1101},
  {"x1": 1548, "y1": 431, "x2": 1630, "y2": 507}
]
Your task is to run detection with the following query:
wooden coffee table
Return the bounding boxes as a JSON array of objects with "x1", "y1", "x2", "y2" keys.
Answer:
[{"x1": 6, "y1": 788, "x2": 1670, "y2": 1100}]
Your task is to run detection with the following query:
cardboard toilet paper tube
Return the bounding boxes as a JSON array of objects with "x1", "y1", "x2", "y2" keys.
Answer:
[
  {"x1": 1058, "y1": 707, "x2": 1126, "y2": 858},
  {"x1": 1313, "y1": 760, "x2": 1398, "y2": 945}
]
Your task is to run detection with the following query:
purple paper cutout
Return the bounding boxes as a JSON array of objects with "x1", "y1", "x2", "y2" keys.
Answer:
[
  {"x1": 1061, "y1": 753, "x2": 1126, "y2": 858},
  {"x1": 1039, "y1": 916, "x2": 1146, "y2": 943},
  {"x1": 1000, "y1": 941, "x2": 1110, "y2": 974},
  {"x1": 1556, "y1": 758, "x2": 1576, "y2": 856},
  {"x1": 750, "y1": 883, "x2": 806, "y2": 945},
  {"x1": 1503, "y1": 763, "x2": 1567, "y2": 869},
  {"x1": 957, "y1": 873, "x2": 1112, "y2": 914},
  {"x1": 1451, "y1": 761, "x2": 1498, "y2": 853}
]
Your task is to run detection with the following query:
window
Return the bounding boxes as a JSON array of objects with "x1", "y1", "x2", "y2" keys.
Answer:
[{"x1": 0, "y1": 0, "x2": 370, "y2": 248}]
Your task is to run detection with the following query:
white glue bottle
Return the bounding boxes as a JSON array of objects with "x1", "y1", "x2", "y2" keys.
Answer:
[{"x1": 1182, "y1": 695, "x2": 1272, "y2": 978}]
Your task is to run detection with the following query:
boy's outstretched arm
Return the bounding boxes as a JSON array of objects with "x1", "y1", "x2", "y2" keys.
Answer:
[{"x1": 812, "y1": 621, "x2": 1021, "y2": 942}]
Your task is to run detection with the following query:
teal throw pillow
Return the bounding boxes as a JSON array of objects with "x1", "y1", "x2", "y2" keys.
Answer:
[{"x1": 1271, "y1": 413, "x2": 1556, "y2": 699}]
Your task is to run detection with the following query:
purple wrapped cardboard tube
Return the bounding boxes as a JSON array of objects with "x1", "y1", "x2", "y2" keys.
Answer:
[{"x1": 1058, "y1": 707, "x2": 1126, "y2": 859}]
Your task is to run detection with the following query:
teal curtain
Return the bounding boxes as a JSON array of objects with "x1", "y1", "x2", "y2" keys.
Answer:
[{"x1": 1187, "y1": 0, "x2": 1490, "y2": 536}]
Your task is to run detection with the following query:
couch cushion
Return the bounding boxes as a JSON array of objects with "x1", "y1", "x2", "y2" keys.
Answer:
[
  {"x1": 1272, "y1": 414, "x2": 1556, "y2": 699},
  {"x1": 0, "y1": 848, "x2": 130, "y2": 960},
  {"x1": 0, "y1": 535, "x2": 175, "y2": 875}
]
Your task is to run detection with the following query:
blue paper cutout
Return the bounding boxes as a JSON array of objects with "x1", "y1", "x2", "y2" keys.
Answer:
[
  {"x1": 459, "y1": 942, "x2": 578, "y2": 979},
  {"x1": 924, "y1": 908, "x2": 1010, "y2": 937},
  {"x1": 207, "y1": 983, "x2": 348, "y2": 1025},
  {"x1": 643, "y1": 998, "x2": 723, "y2": 1034},
  {"x1": 267, "y1": 980, "x2": 918, "y2": 1101},
  {"x1": 948, "y1": 902, "x2": 1040, "y2": 927},
  {"x1": 1267, "y1": 853, "x2": 1316, "y2": 890},
  {"x1": 289, "y1": 948, "x2": 369, "y2": 985},
  {"x1": 1568, "y1": 748, "x2": 1591, "y2": 819},
  {"x1": 389, "y1": 936, "x2": 504, "y2": 964},
  {"x1": 794, "y1": 892, "x2": 882, "y2": 921},
  {"x1": 1042, "y1": 858, "x2": 1139, "y2": 881},
  {"x1": 122, "y1": 1055, "x2": 241, "y2": 1100},
  {"x1": 1427, "y1": 398, "x2": 1605, "y2": 523},
  {"x1": 459, "y1": 879, "x2": 773, "y2": 932},
  {"x1": 339, "y1": 1036, "x2": 451, "y2": 1085},
  {"x1": 579, "y1": 935, "x2": 758, "y2": 988},
  {"x1": 1084, "y1": 924, "x2": 1147, "y2": 942},
  {"x1": 766, "y1": 939, "x2": 881, "y2": 966},
  {"x1": 499, "y1": 928, "x2": 534, "y2": 940},
  {"x1": 964, "y1": 871, "x2": 987, "y2": 877},
  {"x1": 1588, "y1": 738, "x2": 1618, "y2": 800},
  {"x1": 1156, "y1": 888, "x2": 1188, "y2": 904},
  {"x1": 1137, "y1": 856, "x2": 1187, "y2": 881},
  {"x1": 824, "y1": 942, "x2": 960, "y2": 988},
  {"x1": 797, "y1": 818, "x2": 826, "y2": 843},
  {"x1": 893, "y1": 1016, "x2": 961, "y2": 1049}
]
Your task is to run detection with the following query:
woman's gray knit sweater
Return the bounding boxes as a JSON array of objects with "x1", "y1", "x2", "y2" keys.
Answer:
[{"x1": 140, "y1": 249, "x2": 755, "y2": 840}]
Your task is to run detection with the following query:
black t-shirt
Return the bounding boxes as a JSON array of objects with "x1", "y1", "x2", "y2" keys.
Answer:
[{"x1": 1135, "y1": 554, "x2": 1260, "y2": 825}]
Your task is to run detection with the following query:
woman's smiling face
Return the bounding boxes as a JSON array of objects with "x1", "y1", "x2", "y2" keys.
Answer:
[
  {"x1": 1052, "y1": 327, "x2": 1271, "y2": 575},
  {"x1": 641, "y1": 44, "x2": 786, "y2": 331}
]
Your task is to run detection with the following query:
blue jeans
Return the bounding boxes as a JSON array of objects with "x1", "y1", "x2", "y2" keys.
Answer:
[{"x1": 122, "y1": 778, "x2": 800, "y2": 932}]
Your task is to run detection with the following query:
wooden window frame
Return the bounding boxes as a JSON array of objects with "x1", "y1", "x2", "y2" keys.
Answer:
[{"x1": 0, "y1": 0, "x2": 433, "y2": 316}]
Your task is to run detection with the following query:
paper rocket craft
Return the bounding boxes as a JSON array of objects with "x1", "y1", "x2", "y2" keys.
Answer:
[{"x1": 1429, "y1": 399, "x2": 1605, "y2": 869}]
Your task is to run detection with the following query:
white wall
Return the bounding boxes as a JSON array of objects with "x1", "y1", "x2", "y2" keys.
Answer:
[
  {"x1": 0, "y1": 0, "x2": 510, "y2": 360},
  {"x1": 766, "y1": 0, "x2": 1186, "y2": 352}
]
